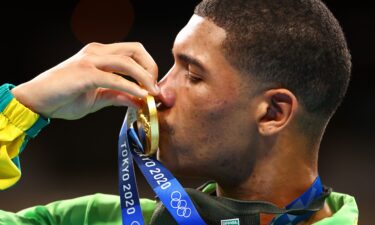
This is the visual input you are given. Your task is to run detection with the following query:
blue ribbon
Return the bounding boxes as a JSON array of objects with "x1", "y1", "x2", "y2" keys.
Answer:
[
  {"x1": 118, "y1": 108, "x2": 206, "y2": 225},
  {"x1": 271, "y1": 176, "x2": 323, "y2": 225},
  {"x1": 118, "y1": 115, "x2": 144, "y2": 225}
]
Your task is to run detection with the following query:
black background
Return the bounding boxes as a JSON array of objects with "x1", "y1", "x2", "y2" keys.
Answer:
[{"x1": 0, "y1": 1, "x2": 373, "y2": 224}]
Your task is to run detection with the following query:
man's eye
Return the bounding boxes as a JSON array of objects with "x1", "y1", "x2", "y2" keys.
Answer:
[{"x1": 185, "y1": 72, "x2": 202, "y2": 84}]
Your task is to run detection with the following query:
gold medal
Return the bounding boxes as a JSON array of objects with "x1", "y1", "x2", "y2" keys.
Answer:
[{"x1": 136, "y1": 95, "x2": 159, "y2": 156}]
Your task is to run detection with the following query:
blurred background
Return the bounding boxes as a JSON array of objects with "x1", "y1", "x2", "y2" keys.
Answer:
[{"x1": 0, "y1": 0, "x2": 373, "y2": 224}]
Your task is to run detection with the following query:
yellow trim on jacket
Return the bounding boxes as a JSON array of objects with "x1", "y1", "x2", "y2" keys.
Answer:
[{"x1": 0, "y1": 84, "x2": 49, "y2": 190}]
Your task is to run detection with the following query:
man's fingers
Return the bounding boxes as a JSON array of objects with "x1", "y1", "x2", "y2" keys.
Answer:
[
  {"x1": 93, "y1": 88, "x2": 143, "y2": 110},
  {"x1": 81, "y1": 42, "x2": 158, "y2": 80},
  {"x1": 91, "y1": 69, "x2": 149, "y2": 98},
  {"x1": 87, "y1": 54, "x2": 159, "y2": 95}
]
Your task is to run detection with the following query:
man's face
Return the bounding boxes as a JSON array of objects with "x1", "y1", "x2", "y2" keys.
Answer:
[{"x1": 157, "y1": 15, "x2": 259, "y2": 182}]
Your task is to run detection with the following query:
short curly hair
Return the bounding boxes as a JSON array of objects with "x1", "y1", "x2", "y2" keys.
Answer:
[{"x1": 195, "y1": 0, "x2": 351, "y2": 117}]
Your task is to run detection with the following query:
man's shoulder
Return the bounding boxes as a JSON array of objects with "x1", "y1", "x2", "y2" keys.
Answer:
[
  {"x1": 141, "y1": 183, "x2": 359, "y2": 225},
  {"x1": 313, "y1": 191, "x2": 358, "y2": 225},
  {"x1": 327, "y1": 191, "x2": 358, "y2": 211},
  {"x1": 194, "y1": 182, "x2": 360, "y2": 225}
]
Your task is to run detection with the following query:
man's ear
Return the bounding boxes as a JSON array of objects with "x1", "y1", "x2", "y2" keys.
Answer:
[{"x1": 255, "y1": 89, "x2": 298, "y2": 136}]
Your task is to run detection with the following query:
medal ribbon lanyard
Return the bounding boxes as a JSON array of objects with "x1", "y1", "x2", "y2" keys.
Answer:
[
  {"x1": 118, "y1": 108, "x2": 207, "y2": 225},
  {"x1": 271, "y1": 176, "x2": 323, "y2": 225}
]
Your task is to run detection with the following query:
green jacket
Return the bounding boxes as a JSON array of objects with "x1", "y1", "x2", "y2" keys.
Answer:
[{"x1": 0, "y1": 84, "x2": 359, "y2": 224}]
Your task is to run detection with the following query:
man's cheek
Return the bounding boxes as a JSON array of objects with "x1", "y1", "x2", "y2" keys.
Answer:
[{"x1": 205, "y1": 98, "x2": 236, "y2": 117}]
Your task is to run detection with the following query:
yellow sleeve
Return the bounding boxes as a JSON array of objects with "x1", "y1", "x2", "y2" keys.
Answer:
[{"x1": 0, "y1": 83, "x2": 49, "y2": 190}]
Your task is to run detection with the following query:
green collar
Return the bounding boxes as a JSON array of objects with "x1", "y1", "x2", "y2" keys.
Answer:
[{"x1": 200, "y1": 182, "x2": 358, "y2": 225}]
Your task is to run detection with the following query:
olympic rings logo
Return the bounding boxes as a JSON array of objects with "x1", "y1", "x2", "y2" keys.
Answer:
[{"x1": 170, "y1": 191, "x2": 192, "y2": 218}]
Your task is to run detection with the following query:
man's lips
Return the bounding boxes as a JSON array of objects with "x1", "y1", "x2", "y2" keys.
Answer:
[
  {"x1": 156, "y1": 99, "x2": 168, "y2": 111},
  {"x1": 156, "y1": 99, "x2": 167, "y2": 131},
  {"x1": 156, "y1": 98, "x2": 175, "y2": 135},
  {"x1": 155, "y1": 88, "x2": 175, "y2": 110}
]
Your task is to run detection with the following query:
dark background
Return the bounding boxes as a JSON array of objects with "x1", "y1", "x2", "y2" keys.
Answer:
[{"x1": 0, "y1": 0, "x2": 373, "y2": 224}]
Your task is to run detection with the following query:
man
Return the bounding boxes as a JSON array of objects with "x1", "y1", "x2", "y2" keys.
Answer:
[{"x1": 0, "y1": 0, "x2": 358, "y2": 224}]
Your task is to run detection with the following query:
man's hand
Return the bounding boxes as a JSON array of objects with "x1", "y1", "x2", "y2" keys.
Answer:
[{"x1": 11, "y1": 42, "x2": 160, "y2": 120}]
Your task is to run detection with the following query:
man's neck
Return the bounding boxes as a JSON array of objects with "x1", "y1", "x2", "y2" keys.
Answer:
[
  {"x1": 215, "y1": 139, "x2": 320, "y2": 224},
  {"x1": 216, "y1": 163, "x2": 318, "y2": 206}
]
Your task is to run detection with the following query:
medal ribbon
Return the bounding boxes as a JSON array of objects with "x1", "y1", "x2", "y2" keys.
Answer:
[
  {"x1": 118, "y1": 108, "x2": 207, "y2": 225},
  {"x1": 271, "y1": 176, "x2": 323, "y2": 225}
]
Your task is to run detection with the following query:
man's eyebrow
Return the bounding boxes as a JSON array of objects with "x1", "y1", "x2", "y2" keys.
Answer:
[{"x1": 175, "y1": 52, "x2": 207, "y2": 73}]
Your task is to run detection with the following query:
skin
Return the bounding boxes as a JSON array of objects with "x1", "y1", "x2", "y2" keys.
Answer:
[
  {"x1": 156, "y1": 15, "x2": 332, "y2": 224},
  {"x1": 156, "y1": 15, "x2": 258, "y2": 183},
  {"x1": 12, "y1": 42, "x2": 160, "y2": 119},
  {"x1": 11, "y1": 15, "x2": 332, "y2": 225}
]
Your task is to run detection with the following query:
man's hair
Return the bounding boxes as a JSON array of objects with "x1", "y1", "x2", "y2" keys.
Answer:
[{"x1": 195, "y1": 0, "x2": 351, "y2": 117}]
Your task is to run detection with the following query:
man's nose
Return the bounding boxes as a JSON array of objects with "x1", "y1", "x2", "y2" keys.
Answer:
[{"x1": 155, "y1": 70, "x2": 176, "y2": 109}]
